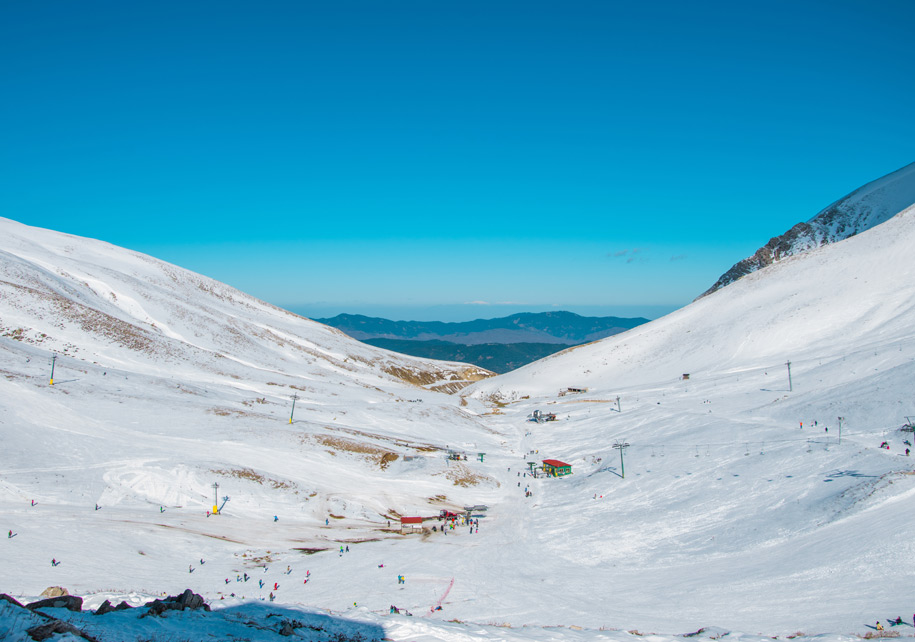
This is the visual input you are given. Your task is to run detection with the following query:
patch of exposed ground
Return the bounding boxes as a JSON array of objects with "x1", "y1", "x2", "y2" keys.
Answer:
[
  {"x1": 307, "y1": 435, "x2": 400, "y2": 470},
  {"x1": 332, "y1": 426, "x2": 441, "y2": 453},
  {"x1": 434, "y1": 462, "x2": 496, "y2": 488},
  {"x1": 211, "y1": 467, "x2": 295, "y2": 490}
]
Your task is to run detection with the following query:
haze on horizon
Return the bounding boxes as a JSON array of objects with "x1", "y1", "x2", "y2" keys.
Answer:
[{"x1": 1, "y1": 1, "x2": 912, "y2": 322}]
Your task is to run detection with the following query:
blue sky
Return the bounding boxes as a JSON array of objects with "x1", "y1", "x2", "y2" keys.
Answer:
[{"x1": 2, "y1": 1, "x2": 912, "y2": 321}]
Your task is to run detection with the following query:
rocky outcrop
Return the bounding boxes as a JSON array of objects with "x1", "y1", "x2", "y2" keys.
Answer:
[
  {"x1": 38, "y1": 586, "x2": 68, "y2": 598},
  {"x1": 94, "y1": 598, "x2": 134, "y2": 615},
  {"x1": 26, "y1": 618, "x2": 100, "y2": 642},
  {"x1": 700, "y1": 161, "x2": 915, "y2": 298},
  {"x1": 26, "y1": 594, "x2": 83, "y2": 612},
  {"x1": 143, "y1": 588, "x2": 210, "y2": 617}
]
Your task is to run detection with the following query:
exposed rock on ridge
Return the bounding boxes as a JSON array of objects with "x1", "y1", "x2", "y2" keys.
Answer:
[{"x1": 700, "y1": 161, "x2": 915, "y2": 298}]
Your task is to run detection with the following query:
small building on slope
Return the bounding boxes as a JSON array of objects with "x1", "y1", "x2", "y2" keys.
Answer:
[
  {"x1": 400, "y1": 516, "x2": 424, "y2": 533},
  {"x1": 542, "y1": 459, "x2": 572, "y2": 477}
]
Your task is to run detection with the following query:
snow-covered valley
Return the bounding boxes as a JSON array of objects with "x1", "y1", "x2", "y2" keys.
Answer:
[{"x1": 2, "y1": 174, "x2": 915, "y2": 641}]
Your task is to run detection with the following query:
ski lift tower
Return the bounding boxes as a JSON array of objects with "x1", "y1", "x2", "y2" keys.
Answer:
[{"x1": 613, "y1": 440, "x2": 630, "y2": 479}]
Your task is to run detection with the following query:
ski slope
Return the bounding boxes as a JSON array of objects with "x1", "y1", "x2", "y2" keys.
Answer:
[{"x1": 2, "y1": 197, "x2": 915, "y2": 640}]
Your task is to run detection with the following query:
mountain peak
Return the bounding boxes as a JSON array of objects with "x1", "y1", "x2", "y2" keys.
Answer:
[{"x1": 700, "y1": 161, "x2": 915, "y2": 298}]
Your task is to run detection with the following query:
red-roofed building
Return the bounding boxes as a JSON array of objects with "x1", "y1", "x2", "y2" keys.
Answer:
[
  {"x1": 542, "y1": 459, "x2": 572, "y2": 477},
  {"x1": 400, "y1": 516, "x2": 424, "y2": 533}
]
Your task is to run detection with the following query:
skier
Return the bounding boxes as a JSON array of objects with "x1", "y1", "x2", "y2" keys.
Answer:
[
  {"x1": 269, "y1": 592, "x2": 275, "y2": 602},
  {"x1": 200, "y1": 558, "x2": 205, "y2": 565},
  {"x1": 31, "y1": 500, "x2": 36, "y2": 507},
  {"x1": 273, "y1": 582, "x2": 279, "y2": 591},
  {"x1": 160, "y1": 506, "x2": 165, "y2": 513},
  {"x1": 274, "y1": 515, "x2": 278, "y2": 522},
  {"x1": 225, "y1": 578, "x2": 230, "y2": 584},
  {"x1": 876, "y1": 622, "x2": 884, "y2": 631},
  {"x1": 188, "y1": 565, "x2": 194, "y2": 573},
  {"x1": 259, "y1": 579, "x2": 264, "y2": 589},
  {"x1": 7, "y1": 530, "x2": 11, "y2": 538},
  {"x1": 345, "y1": 545, "x2": 349, "y2": 553},
  {"x1": 95, "y1": 504, "x2": 100, "y2": 511},
  {"x1": 325, "y1": 518, "x2": 329, "y2": 526},
  {"x1": 244, "y1": 573, "x2": 249, "y2": 582}
]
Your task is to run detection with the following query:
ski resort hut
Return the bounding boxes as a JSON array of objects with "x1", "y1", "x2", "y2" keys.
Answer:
[
  {"x1": 400, "y1": 516, "x2": 424, "y2": 533},
  {"x1": 559, "y1": 387, "x2": 588, "y2": 396},
  {"x1": 542, "y1": 459, "x2": 572, "y2": 477}
]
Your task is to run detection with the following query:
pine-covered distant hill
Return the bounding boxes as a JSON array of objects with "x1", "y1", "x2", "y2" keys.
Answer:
[
  {"x1": 315, "y1": 311, "x2": 648, "y2": 346},
  {"x1": 361, "y1": 338, "x2": 573, "y2": 374},
  {"x1": 314, "y1": 311, "x2": 649, "y2": 373}
]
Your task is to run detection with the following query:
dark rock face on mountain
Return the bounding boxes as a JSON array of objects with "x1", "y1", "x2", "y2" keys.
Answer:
[{"x1": 701, "y1": 161, "x2": 915, "y2": 298}]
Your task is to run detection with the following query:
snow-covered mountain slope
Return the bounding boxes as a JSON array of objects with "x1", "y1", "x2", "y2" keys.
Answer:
[
  {"x1": 0, "y1": 217, "x2": 504, "y2": 570},
  {"x1": 463, "y1": 205, "x2": 915, "y2": 632},
  {"x1": 4, "y1": 208, "x2": 915, "y2": 641},
  {"x1": 0, "y1": 217, "x2": 490, "y2": 393},
  {"x1": 701, "y1": 160, "x2": 915, "y2": 297}
]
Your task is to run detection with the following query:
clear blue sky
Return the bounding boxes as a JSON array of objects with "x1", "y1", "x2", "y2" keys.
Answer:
[{"x1": 2, "y1": 1, "x2": 912, "y2": 321}]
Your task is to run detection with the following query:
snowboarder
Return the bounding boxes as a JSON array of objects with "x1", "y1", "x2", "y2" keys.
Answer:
[
  {"x1": 31, "y1": 500, "x2": 35, "y2": 507},
  {"x1": 200, "y1": 558, "x2": 205, "y2": 565},
  {"x1": 273, "y1": 515, "x2": 278, "y2": 522},
  {"x1": 269, "y1": 592, "x2": 275, "y2": 602},
  {"x1": 876, "y1": 622, "x2": 884, "y2": 631},
  {"x1": 188, "y1": 565, "x2": 194, "y2": 573},
  {"x1": 95, "y1": 504, "x2": 100, "y2": 511},
  {"x1": 244, "y1": 573, "x2": 249, "y2": 582},
  {"x1": 259, "y1": 579, "x2": 264, "y2": 589},
  {"x1": 225, "y1": 578, "x2": 230, "y2": 584},
  {"x1": 7, "y1": 530, "x2": 12, "y2": 538},
  {"x1": 51, "y1": 558, "x2": 58, "y2": 566},
  {"x1": 160, "y1": 506, "x2": 165, "y2": 513},
  {"x1": 273, "y1": 582, "x2": 279, "y2": 591}
]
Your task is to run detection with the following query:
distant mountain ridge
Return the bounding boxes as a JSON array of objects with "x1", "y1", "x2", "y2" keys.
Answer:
[
  {"x1": 701, "y1": 160, "x2": 915, "y2": 297},
  {"x1": 314, "y1": 311, "x2": 649, "y2": 346},
  {"x1": 361, "y1": 338, "x2": 572, "y2": 374}
]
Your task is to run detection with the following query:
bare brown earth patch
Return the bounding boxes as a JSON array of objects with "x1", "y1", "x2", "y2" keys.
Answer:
[
  {"x1": 309, "y1": 435, "x2": 400, "y2": 470},
  {"x1": 211, "y1": 467, "x2": 294, "y2": 490}
]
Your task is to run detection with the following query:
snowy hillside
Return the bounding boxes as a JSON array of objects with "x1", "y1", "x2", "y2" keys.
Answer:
[
  {"x1": 466, "y1": 204, "x2": 915, "y2": 631},
  {"x1": 702, "y1": 160, "x2": 915, "y2": 296},
  {"x1": 4, "y1": 205, "x2": 915, "y2": 641}
]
